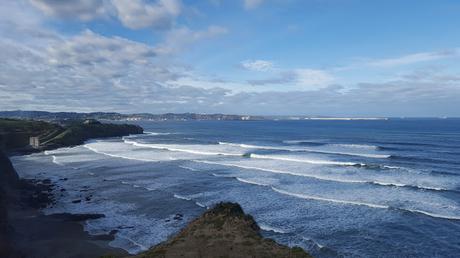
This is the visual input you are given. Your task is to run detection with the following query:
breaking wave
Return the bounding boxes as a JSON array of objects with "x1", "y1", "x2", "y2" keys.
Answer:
[{"x1": 271, "y1": 187, "x2": 460, "y2": 220}]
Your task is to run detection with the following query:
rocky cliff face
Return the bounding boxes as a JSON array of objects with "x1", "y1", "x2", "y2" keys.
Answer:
[
  {"x1": 0, "y1": 151, "x2": 20, "y2": 257},
  {"x1": 133, "y1": 202, "x2": 312, "y2": 258}
]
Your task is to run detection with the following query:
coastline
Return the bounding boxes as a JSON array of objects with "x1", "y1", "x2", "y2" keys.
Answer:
[
  {"x1": 3, "y1": 147, "x2": 312, "y2": 258},
  {"x1": 1, "y1": 119, "x2": 312, "y2": 258},
  {"x1": 0, "y1": 119, "x2": 143, "y2": 257},
  {"x1": 0, "y1": 150, "x2": 129, "y2": 258}
]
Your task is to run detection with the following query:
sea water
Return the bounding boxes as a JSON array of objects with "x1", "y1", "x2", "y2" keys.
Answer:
[{"x1": 12, "y1": 119, "x2": 460, "y2": 257}]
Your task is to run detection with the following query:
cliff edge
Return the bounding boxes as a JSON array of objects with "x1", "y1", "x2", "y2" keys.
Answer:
[{"x1": 133, "y1": 202, "x2": 312, "y2": 258}]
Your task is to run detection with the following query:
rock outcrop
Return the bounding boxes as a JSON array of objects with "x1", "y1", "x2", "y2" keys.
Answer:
[
  {"x1": 0, "y1": 151, "x2": 20, "y2": 257},
  {"x1": 133, "y1": 202, "x2": 312, "y2": 258}
]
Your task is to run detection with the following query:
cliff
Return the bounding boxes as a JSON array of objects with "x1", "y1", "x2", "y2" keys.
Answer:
[
  {"x1": 133, "y1": 202, "x2": 312, "y2": 258},
  {"x1": 44, "y1": 121, "x2": 143, "y2": 148},
  {"x1": 0, "y1": 151, "x2": 18, "y2": 257},
  {"x1": 0, "y1": 118, "x2": 143, "y2": 154}
]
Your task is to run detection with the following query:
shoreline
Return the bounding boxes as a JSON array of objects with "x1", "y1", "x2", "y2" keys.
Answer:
[
  {"x1": 1, "y1": 118, "x2": 312, "y2": 258},
  {"x1": 1, "y1": 150, "x2": 129, "y2": 258},
  {"x1": 5, "y1": 148, "x2": 312, "y2": 258},
  {"x1": 0, "y1": 119, "x2": 143, "y2": 257}
]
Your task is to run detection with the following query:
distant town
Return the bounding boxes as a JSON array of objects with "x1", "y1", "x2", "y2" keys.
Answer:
[{"x1": 0, "y1": 110, "x2": 394, "y2": 122}]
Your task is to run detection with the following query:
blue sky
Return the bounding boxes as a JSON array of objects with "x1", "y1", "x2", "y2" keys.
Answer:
[{"x1": 1, "y1": 0, "x2": 459, "y2": 116}]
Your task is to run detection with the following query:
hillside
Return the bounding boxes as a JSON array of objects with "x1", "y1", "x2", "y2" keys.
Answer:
[
  {"x1": 0, "y1": 118, "x2": 143, "y2": 153},
  {"x1": 133, "y1": 202, "x2": 312, "y2": 258}
]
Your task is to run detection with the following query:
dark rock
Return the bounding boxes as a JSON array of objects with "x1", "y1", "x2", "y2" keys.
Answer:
[
  {"x1": 48, "y1": 213, "x2": 105, "y2": 222},
  {"x1": 173, "y1": 213, "x2": 184, "y2": 220}
]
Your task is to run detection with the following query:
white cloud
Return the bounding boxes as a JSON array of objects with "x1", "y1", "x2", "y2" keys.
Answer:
[
  {"x1": 155, "y1": 25, "x2": 228, "y2": 55},
  {"x1": 294, "y1": 69, "x2": 335, "y2": 89},
  {"x1": 1, "y1": 0, "x2": 459, "y2": 116},
  {"x1": 29, "y1": 0, "x2": 109, "y2": 21},
  {"x1": 29, "y1": 0, "x2": 182, "y2": 30},
  {"x1": 241, "y1": 60, "x2": 274, "y2": 72},
  {"x1": 368, "y1": 50, "x2": 458, "y2": 67},
  {"x1": 0, "y1": 2, "x2": 231, "y2": 113},
  {"x1": 47, "y1": 30, "x2": 156, "y2": 67},
  {"x1": 243, "y1": 0, "x2": 264, "y2": 10},
  {"x1": 111, "y1": 0, "x2": 181, "y2": 29},
  {"x1": 247, "y1": 68, "x2": 334, "y2": 90}
]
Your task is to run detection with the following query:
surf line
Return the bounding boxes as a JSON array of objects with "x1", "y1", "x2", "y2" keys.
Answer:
[{"x1": 271, "y1": 187, "x2": 460, "y2": 221}]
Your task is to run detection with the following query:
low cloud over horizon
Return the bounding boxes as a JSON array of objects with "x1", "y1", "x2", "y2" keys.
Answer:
[{"x1": 1, "y1": 0, "x2": 460, "y2": 116}]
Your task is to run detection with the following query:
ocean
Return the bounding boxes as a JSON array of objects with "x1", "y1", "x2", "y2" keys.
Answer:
[{"x1": 11, "y1": 119, "x2": 460, "y2": 257}]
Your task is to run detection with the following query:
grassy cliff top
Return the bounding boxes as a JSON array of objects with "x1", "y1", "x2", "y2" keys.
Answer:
[
  {"x1": 0, "y1": 118, "x2": 143, "y2": 153},
  {"x1": 133, "y1": 202, "x2": 312, "y2": 258}
]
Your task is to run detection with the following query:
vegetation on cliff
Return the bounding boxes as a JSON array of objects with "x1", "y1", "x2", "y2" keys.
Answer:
[
  {"x1": 45, "y1": 120, "x2": 143, "y2": 147},
  {"x1": 133, "y1": 202, "x2": 312, "y2": 258},
  {"x1": 0, "y1": 118, "x2": 143, "y2": 153}
]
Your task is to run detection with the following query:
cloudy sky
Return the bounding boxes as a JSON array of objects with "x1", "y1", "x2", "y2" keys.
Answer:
[{"x1": 1, "y1": 0, "x2": 459, "y2": 116}]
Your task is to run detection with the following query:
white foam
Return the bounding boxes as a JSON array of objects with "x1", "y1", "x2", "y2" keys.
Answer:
[
  {"x1": 271, "y1": 187, "x2": 460, "y2": 220},
  {"x1": 109, "y1": 234, "x2": 149, "y2": 254},
  {"x1": 249, "y1": 154, "x2": 360, "y2": 166},
  {"x1": 195, "y1": 202, "x2": 207, "y2": 208},
  {"x1": 301, "y1": 236, "x2": 324, "y2": 249},
  {"x1": 272, "y1": 187, "x2": 390, "y2": 209},
  {"x1": 195, "y1": 160, "x2": 366, "y2": 184},
  {"x1": 83, "y1": 143, "x2": 165, "y2": 162},
  {"x1": 211, "y1": 173, "x2": 228, "y2": 178},
  {"x1": 236, "y1": 177, "x2": 269, "y2": 187},
  {"x1": 179, "y1": 165, "x2": 199, "y2": 171},
  {"x1": 402, "y1": 208, "x2": 460, "y2": 220},
  {"x1": 50, "y1": 155, "x2": 63, "y2": 165},
  {"x1": 197, "y1": 160, "x2": 451, "y2": 192},
  {"x1": 219, "y1": 141, "x2": 388, "y2": 159},
  {"x1": 173, "y1": 194, "x2": 192, "y2": 201},
  {"x1": 259, "y1": 223, "x2": 287, "y2": 234},
  {"x1": 123, "y1": 140, "x2": 243, "y2": 157},
  {"x1": 283, "y1": 140, "x2": 321, "y2": 144},
  {"x1": 144, "y1": 131, "x2": 171, "y2": 135},
  {"x1": 330, "y1": 144, "x2": 378, "y2": 150}
]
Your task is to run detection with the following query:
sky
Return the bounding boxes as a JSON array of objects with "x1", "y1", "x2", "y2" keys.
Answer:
[{"x1": 1, "y1": 0, "x2": 460, "y2": 116}]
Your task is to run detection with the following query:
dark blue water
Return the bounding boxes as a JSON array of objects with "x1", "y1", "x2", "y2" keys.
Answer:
[{"x1": 12, "y1": 119, "x2": 460, "y2": 257}]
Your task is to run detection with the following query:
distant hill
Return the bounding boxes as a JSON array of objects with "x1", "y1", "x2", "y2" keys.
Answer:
[{"x1": 0, "y1": 110, "x2": 262, "y2": 122}]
